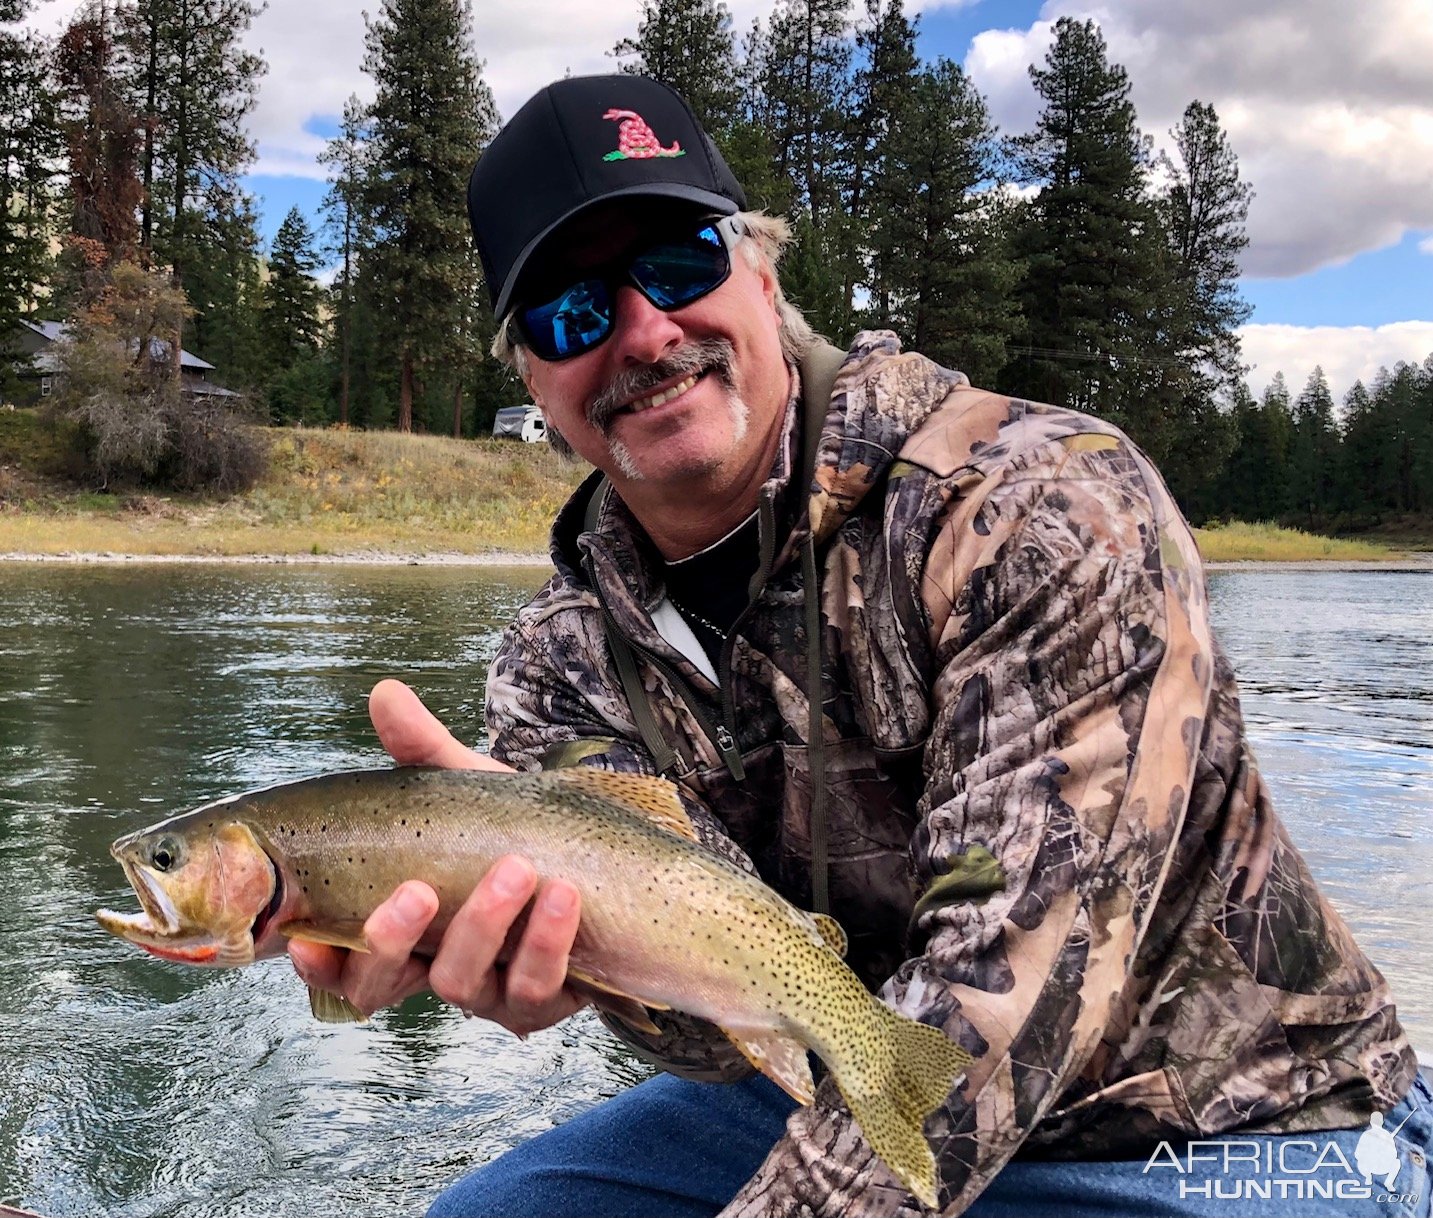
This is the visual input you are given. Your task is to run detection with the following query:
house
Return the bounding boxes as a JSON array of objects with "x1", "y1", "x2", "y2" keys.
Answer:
[{"x1": 5, "y1": 319, "x2": 239, "y2": 406}]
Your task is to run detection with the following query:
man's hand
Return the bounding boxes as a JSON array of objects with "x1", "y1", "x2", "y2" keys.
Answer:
[{"x1": 287, "y1": 679, "x2": 587, "y2": 1035}]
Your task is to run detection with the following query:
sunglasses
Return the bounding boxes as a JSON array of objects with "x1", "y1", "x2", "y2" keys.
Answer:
[{"x1": 509, "y1": 215, "x2": 746, "y2": 362}]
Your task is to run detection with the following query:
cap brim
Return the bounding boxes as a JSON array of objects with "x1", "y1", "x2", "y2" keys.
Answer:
[{"x1": 491, "y1": 185, "x2": 740, "y2": 319}]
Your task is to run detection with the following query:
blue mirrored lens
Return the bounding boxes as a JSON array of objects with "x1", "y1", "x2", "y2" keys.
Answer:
[
  {"x1": 521, "y1": 278, "x2": 613, "y2": 360},
  {"x1": 518, "y1": 224, "x2": 730, "y2": 361},
  {"x1": 629, "y1": 225, "x2": 729, "y2": 308}
]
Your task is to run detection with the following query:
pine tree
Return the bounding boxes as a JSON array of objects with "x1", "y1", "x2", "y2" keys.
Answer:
[
  {"x1": 0, "y1": 11, "x2": 63, "y2": 394},
  {"x1": 1288, "y1": 366, "x2": 1338, "y2": 525},
  {"x1": 719, "y1": 19, "x2": 792, "y2": 216},
  {"x1": 844, "y1": 0, "x2": 918, "y2": 321},
  {"x1": 847, "y1": 0, "x2": 917, "y2": 227},
  {"x1": 1157, "y1": 101, "x2": 1252, "y2": 391},
  {"x1": 54, "y1": 9, "x2": 146, "y2": 300},
  {"x1": 762, "y1": 0, "x2": 852, "y2": 229},
  {"x1": 260, "y1": 207, "x2": 324, "y2": 422},
  {"x1": 263, "y1": 208, "x2": 322, "y2": 362},
  {"x1": 1253, "y1": 373, "x2": 1294, "y2": 519},
  {"x1": 869, "y1": 58, "x2": 1019, "y2": 385},
  {"x1": 362, "y1": 0, "x2": 496, "y2": 432},
  {"x1": 1336, "y1": 380, "x2": 1380, "y2": 518},
  {"x1": 182, "y1": 184, "x2": 263, "y2": 386},
  {"x1": 1004, "y1": 17, "x2": 1167, "y2": 425},
  {"x1": 319, "y1": 95, "x2": 372, "y2": 428},
  {"x1": 116, "y1": 0, "x2": 265, "y2": 282},
  {"x1": 612, "y1": 0, "x2": 739, "y2": 130}
]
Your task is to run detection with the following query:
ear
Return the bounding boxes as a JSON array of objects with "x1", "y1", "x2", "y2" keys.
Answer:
[
  {"x1": 754, "y1": 252, "x2": 780, "y2": 313},
  {"x1": 519, "y1": 364, "x2": 544, "y2": 411}
]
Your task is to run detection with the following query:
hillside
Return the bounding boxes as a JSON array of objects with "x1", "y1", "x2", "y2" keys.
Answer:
[
  {"x1": 0, "y1": 411, "x2": 586, "y2": 558},
  {"x1": 0, "y1": 409, "x2": 1417, "y2": 563}
]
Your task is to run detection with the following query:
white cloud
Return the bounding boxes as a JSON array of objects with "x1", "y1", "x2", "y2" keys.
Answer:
[
  {"x1": 1420, "y1": 236, "x2": 1433, "y2": 256},
  {"x1": 25, "y1": 0, "x2": 1433, "y2": 290},
  {"x1": 1238, "y1": 321, "x2": 1433, "y2": 404},
  {"x1": 962, "y1": 0, "x2": 1433, "y2": 278}
]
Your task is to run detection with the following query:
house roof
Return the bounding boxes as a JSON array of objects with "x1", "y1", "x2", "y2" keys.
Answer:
[{"x1": 19, "y1": 319, "x2": 217, "y2": 370}]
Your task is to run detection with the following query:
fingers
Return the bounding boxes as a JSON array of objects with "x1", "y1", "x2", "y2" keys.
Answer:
[
  {"x1": 502, "y1": 878, "x2": 583, "y2": 1031},
  {"x1": 427, "y1": 857, "x2": 585, "y2": 1037},
  {"x1": 289, "y1": 881, "x2": 438, "y2": 1017},
  {"x1": 369, "y1": 679, "x2": 512, "y2": 772},
  {"x1": 288, "y1": 859, "x2": 587, "y2": 1038}
]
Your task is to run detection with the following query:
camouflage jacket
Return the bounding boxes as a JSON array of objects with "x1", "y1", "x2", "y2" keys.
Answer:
[{"x1": 485, "y1": 331, "x2": 1415, "y2": 1216}]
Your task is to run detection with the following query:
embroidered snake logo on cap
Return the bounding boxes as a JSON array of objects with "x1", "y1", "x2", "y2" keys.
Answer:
[{"x1": 603, "y1": 108, "x2": 685, "y2": 161}]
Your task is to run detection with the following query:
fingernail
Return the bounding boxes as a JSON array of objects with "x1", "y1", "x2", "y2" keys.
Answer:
[
  {"x1": 490, "y1": 858, "x2": 531, "y2": 901},
  {"x1": 541, "y1": 883, "x2": 576, "y2": 918},
  {"x1": 393, "y1": 886, "x2": 431, "y2": 927}
]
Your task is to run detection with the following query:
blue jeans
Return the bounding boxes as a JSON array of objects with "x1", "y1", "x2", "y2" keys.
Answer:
[{"x1": 427, "y1": 1071, "x2": 1433, "y2": 1217}]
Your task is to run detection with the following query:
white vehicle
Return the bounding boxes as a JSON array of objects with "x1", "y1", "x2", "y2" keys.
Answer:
[{"x1": 493, "y1": 404, "x2": 548, "y2": 443}]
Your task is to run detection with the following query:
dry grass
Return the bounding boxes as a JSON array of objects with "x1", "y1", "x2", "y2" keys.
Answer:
[
  {"x1": 0, "y1": 425, "x2": 588, "y2": 557},
  {"x1": 1193, "y1": 521, "x2": 1400, "y2": 563},
  {"x1": 0, "y1": 415, "x2": 1417, "y2": 564}
]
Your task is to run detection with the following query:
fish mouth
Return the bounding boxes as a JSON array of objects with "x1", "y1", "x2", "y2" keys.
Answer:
[
  {"x1": 98, "y1": 855, "x2": 182, "y2": 938},
  {"x1": 94, "y1": 848, "x2": 280, "y2": 968}
]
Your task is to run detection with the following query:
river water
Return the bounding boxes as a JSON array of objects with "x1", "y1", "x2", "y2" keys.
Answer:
[{"x1": 0, "y1": 564, "x2": 1428, "y2": 1216}]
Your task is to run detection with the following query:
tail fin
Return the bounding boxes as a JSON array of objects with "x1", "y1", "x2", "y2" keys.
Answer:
[{"x1": 830, "y1": 999, "x2": 971, "y2": 1209}]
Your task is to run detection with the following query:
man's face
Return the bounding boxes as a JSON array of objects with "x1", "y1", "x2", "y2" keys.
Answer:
[{"x1": 518, "y1": 204, "x2": 790, "y2": 494}]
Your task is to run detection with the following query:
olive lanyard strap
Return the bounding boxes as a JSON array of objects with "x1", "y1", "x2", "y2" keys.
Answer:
[
  {"x1": 796, "y1": 342, "x2": 846, "y2": 915},
  {"x1": 583, "y1": 485, "x2": 689, "y2": 778},
  {"x1": 583, "y1": 342, "x2": 847, "y2": 910}
]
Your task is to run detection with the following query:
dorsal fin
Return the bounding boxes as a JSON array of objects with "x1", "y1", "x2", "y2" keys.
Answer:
[{"x1": 547, "y1": 768, "x2": 696, "y2": 841}]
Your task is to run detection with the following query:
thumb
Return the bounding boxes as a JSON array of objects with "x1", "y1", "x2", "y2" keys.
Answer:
[{"x1": 368, "y1": 679, "x2": 511, "y2": 772}]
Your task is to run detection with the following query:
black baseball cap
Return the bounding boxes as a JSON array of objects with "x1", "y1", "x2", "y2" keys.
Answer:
[{"x1": 468, "y1": 75, "x2": 747, "y2": 318}]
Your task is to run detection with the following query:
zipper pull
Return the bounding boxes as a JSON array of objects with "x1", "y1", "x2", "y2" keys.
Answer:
[{"x1": 715, "y1": 725, "x2": 746, "y2": 782}]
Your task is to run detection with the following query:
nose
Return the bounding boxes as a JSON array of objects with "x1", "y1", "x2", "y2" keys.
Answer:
[{"x1": 608, "y1": 283, "x2": 683, "y2": 365}]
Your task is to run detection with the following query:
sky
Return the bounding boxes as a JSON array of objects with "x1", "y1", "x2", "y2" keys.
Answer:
[{"x1": 22, "y1": 0, "x2": 1433, "y2": 404}]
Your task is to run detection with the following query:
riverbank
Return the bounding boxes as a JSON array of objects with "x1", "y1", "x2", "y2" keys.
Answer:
[
  {"x1": 3, "y1": 549, "x2": 1431, "y2": 572},
  {"x1": 2, "y1": 415, "x2": 1426, "y2": 566}
]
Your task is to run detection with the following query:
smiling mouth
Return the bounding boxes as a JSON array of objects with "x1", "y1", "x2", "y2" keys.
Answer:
[{"x1": 623, "y1": 372, "x2": 701, "y2": 416}]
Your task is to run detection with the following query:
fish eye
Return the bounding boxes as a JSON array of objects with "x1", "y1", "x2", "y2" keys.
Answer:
[{"x1": 150, "y1": 837, "x2": 181, "y2": 872}]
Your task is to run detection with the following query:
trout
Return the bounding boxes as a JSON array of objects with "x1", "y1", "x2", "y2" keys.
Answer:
[{"x1": 96, "y1": 766, "x2": 970, "y2": 1206}]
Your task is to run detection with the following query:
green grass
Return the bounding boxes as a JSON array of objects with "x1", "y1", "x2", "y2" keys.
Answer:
[{"x1": 1193, "y1": 521, "x2": 1401, "y2": 562}]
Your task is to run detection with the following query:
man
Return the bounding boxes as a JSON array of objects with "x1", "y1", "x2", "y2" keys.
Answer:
[{"x1": 292, "y1": 76, "x2": 1431, "y2": 1216}]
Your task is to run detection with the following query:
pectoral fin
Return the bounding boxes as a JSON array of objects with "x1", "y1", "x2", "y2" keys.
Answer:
[
  {"x1": 722, "y1": 1029, "x2": 815, "y2": 1105},
  {"x1": 308, "y1": 985, "x2": 368, "y2": 1024},
  {"x1": 813, "y1": 913, "x2": 847, "y2": 957},
  {"x1": 278, "y1": 920, "x2": 372, "y2": 952},
  {"x1": 567, "y1": 965, "x2": 669, "y2": 1036}
]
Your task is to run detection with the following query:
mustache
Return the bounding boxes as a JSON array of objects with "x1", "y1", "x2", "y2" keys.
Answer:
[{"x1": 588, "y1": 339, "x2": 737, "y2": 432}]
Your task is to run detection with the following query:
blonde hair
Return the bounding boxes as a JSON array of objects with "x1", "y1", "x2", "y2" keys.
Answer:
[{"x1": 489, "y1": 209, "x2": 818, "y2": 375}]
